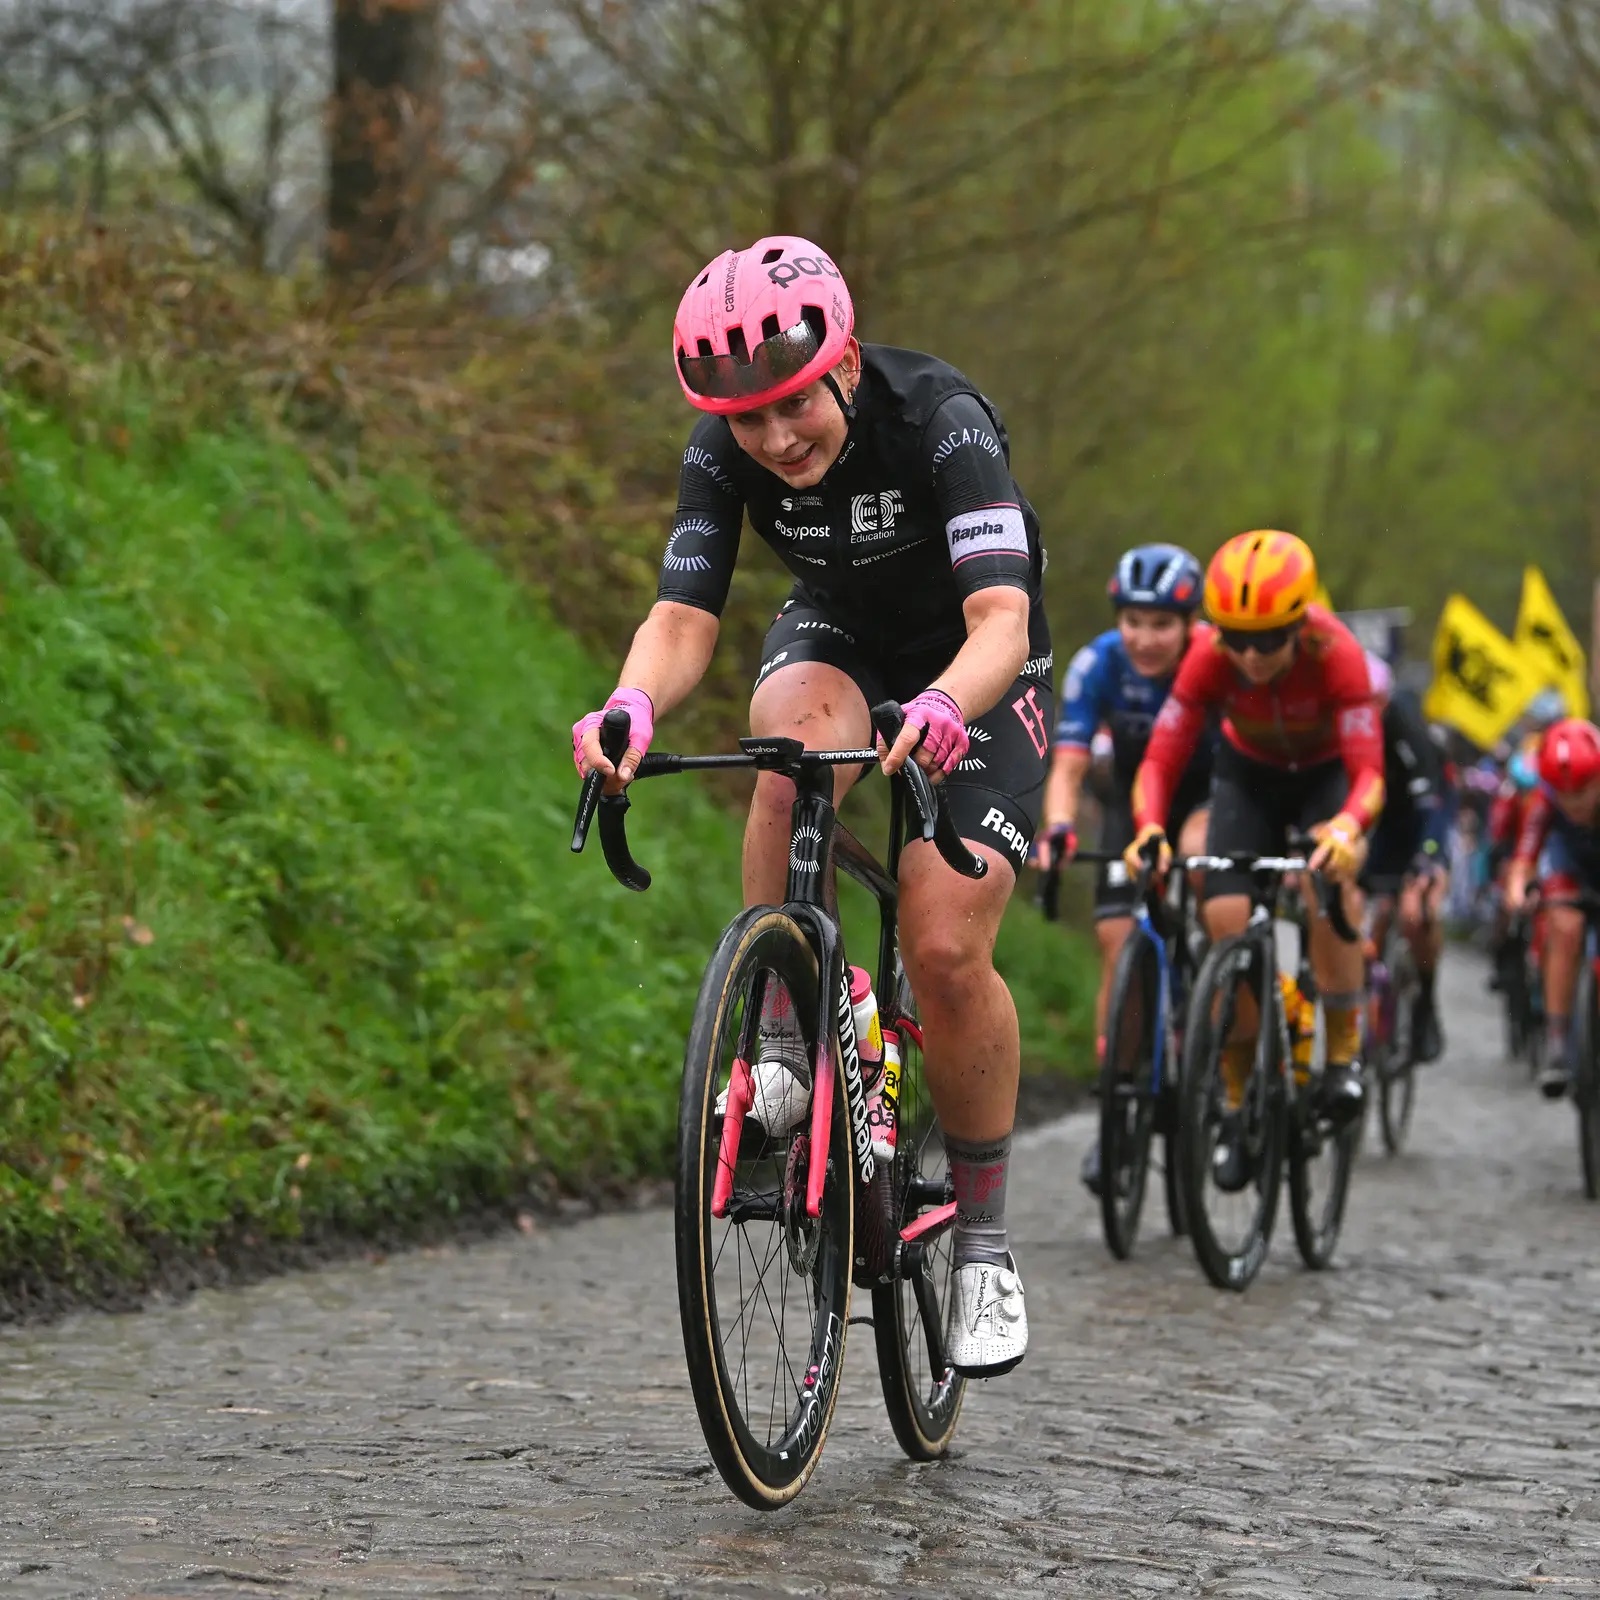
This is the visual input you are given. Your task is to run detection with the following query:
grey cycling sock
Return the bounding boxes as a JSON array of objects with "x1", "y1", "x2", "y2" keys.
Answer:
[
  {"x1": 947, "y1": 1132, "x2": 1012, "y2": 1268},
  {"x1": 1547, "y1": 1014, "x2": 1571, "y2": 1067}
]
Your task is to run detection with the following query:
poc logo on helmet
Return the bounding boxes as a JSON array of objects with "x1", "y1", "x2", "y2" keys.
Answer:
[{"x1": 767, "y1": 253, "x2": 842, "y2": 289}]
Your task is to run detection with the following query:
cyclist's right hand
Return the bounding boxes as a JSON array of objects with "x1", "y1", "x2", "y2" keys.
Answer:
[
  {"x1": 1031, "y1": 820, "x2": 1077, "y2": 871},
  {"x1": 1504, "y1": 865, "x2": 1532, "y2": 915},
  {"x1": 573, "y1": 687, "x2": 655, "y2": 787},
  {"x1": 1123, "y1": 822, "x2": 1171, "y2": 877}
]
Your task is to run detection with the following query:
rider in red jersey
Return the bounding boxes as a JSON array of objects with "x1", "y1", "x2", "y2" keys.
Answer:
[
  {"x1": 1128, "y1": 532, "x2": 1382, "y2": 1183},
  {"x1": 1506, "y1": 718, "x2": 1600, "y2": 1098}
]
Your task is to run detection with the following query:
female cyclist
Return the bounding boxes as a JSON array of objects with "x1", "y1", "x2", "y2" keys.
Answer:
[
  {"x1": 1036, "y1": 543, "x2": 1212, "y2": 1193},
  {"x1": 1129, "y1": 531, "x2": 1382, "y2": 1187},
  {"x1": 572, "y1": 236, "x2": 1054, "y2": 1377}
]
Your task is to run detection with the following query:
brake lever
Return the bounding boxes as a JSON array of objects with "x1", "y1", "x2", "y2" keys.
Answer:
[{"x1": 870, "y1": 701, "x2": 987, "y2": 881}]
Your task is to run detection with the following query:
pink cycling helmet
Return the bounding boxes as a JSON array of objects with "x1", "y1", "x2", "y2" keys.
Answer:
[{"x1": 673, "y1": 236, "x2": 855, "y2": 415}]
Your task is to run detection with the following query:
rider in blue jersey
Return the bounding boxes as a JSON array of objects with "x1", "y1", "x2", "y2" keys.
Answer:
[{"x1": 1034, "y1": 544, "x2": 1213, "y2": 1194}]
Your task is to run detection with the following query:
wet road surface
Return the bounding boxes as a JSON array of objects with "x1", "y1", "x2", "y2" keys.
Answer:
[{"x1": 5, "y1": 951, "x2": 1600, "y2": 1598}]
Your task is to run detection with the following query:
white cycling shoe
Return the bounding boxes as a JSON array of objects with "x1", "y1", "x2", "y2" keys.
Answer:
[
  {"x1": 715, "y1": 1049, "x2": 812, "y2": 1137},
  {"x1": 946, "y1": 1254, "x2": 1028, "y2": 1377}
]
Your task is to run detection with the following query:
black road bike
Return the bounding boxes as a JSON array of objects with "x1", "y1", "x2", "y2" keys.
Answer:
[
  {"x1": 1530, "y1": 887, "x2": 1600, "y2": 1200},
  {"x1": 1177, "y1": 842, "x2": 1362, "y2": 1291},
  {"x1": 1501, "y1": 910, "x2": 1545, "y2": 1079},
  {"x1": 572, "y1": 705, "x2": 985, "y2": 1507},
  {"x1": 1040, "y1": 845, "x2": 1193, "y2": 1257},
  {"x1": 1363, "y1": 887, "x2": 1426, "y2": 1155}
]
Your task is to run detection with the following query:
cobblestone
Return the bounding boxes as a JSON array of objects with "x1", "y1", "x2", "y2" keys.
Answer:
[{"x1": 4, "y1": 954, "x2": 1600, "y2": 1597}]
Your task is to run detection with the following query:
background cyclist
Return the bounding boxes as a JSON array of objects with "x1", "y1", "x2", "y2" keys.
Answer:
[
  {"x1": 1361, "y1": 651, "x2": 1452, "y2": 1063},
  {"x1": 1127, "y1": 531, "x2": 1384, "y2": 1189},
  {"x1": 1034, "y1": 543, "x2": 1212, "y2": 1195},
  {"x1": 1505, "y1": 718, "x2": 1600, "y2": 1098},
  {"x1": 573, "y1": 235, "x2": 1053, "y2": 1378}
]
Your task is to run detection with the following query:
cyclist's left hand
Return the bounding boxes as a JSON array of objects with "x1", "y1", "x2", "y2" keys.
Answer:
[
  {"x1": 1308, "y1": 811, "x2": 1367, "y2": 883},
  {"x1": 880, "y1": 688, "x2": 969, "y2": 778}
]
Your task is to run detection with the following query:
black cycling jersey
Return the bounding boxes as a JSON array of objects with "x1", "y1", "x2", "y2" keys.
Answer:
[
  {"x1": 1380, "y1": 689, "x2": 1447, "y2": 831},
  {"x1": 658, "y1": 344, "x2": 1047, "y2": 661}
]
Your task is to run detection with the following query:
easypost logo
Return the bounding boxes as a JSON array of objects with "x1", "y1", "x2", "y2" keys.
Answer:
[
  {"x1": 851, "y1": 490, "x2": 904, "y2": 542},
  {"x1": 776, "y1": 520, "x2": 829, "y2": 541}
]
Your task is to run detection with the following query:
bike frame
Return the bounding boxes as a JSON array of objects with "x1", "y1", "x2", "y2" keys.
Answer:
[{"x1": 712, "y1": 750, "x2": 896, "y2": 1223}]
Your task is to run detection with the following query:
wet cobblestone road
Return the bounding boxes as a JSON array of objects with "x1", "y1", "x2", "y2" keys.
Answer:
[{"x1": 5, "y1": 952, "x2": 1600, "y2": 1598}]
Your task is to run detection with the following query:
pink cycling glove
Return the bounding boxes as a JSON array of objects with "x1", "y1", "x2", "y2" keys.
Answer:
[
  {"x1": 572, "y1": 687, "x2": 656, "y2": 776},
  {"x1": 902, "y1": 688, "x2": 969, "y2": 776}
]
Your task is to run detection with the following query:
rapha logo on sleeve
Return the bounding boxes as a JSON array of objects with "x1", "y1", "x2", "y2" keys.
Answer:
[
  {"x1": 663, "y1": 516, "x2": 716, "y2": 573},
  {"x1": 945, "y1": 506, "x2": 1027, "y2": 563}
]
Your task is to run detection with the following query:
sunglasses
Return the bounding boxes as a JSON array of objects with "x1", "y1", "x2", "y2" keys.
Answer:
[{"x1": 1218, "y1": 624, "x2": 1299, "y2": 655}]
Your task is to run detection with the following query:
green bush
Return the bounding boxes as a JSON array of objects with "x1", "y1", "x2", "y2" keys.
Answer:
[{"x1": 0, "y1": 398, "x2": 1094, "y2": 1299}]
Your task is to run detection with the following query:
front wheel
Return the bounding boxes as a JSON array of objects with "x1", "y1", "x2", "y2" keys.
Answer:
[
  {"x1": 1573, "y1": 958, "x2": 1600, "y2": 1201},
  {"x1": 676, "y1": 907, "x2": 852, "y2": 1509},
  {"x1": 1179, "y1": 935, "x2": 1285, "y2": 1292},
  {"x1": 1098, "y1": 928, "x2": 1162, "y2": 1259},
  {"x1": 874, "y1": 977, "x2": 967, "y2": 1460}
]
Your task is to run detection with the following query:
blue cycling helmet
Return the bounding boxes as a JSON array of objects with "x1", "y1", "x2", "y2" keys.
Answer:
[
  {"x1": 1527, "y1": 687, "x2": 1567, "y2": 730},
  {"x1": 1509, "y1": 750, "x2": 1538, "y2": 791},
  {"x1": 1108, "y1": 543, "x2": 1203, "y2": 614}
]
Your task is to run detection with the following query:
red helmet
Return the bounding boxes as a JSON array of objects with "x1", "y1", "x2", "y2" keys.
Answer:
[
  {"x1": 673, "y1": 236, "x2": 854, "y2": 414},
  {"x1": 1538, "y1": 718, "x2": 1600, "y2": 793}
]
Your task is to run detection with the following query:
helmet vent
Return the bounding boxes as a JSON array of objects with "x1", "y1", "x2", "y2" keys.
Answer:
[
  {"x1": 726, "y1": 326, "x2": 749, "y2": 364},
  {"x1": 696, "y1": 270, "x2": 710, "y2": 287},
  {"x1": 761, "y1": 313, "x2": 781, "y2": 341},
  {"x1": 762, "y1": 247, "x2": 784, "y2": 264},
  {"x1": 1240, "y1": 582, "x2": 1252, "y2": 608},
  {"x1": 800, "y1": 305, "x2": 827, "y2": 344},
  {"x1": 696, "y1": 337, "x2": 714, "y2": 359}
]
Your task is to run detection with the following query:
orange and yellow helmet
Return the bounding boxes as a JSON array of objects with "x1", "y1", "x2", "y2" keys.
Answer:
[{"x1": 1204, "y1": 530, "x2": 1318, "y2": 632}]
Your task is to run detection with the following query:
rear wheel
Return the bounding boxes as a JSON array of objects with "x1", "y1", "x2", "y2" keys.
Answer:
[
  {"x1": 1179, "y1": 935, "x2": 1285, "y2": 1292},
  {"x1": 676, "y1": 908, "x2": 851, "y2": 1509},
  {"x1": 1289, "y1": 998, "x2": 1359, "y2": 1269},
  {"x1": 874, "y1": 976, "x2": 966, "y2": 1460},
  {"x1": 1378, "y1": 926, "x2": 1418, "y2": 1155},
  {"x1": 1572, "y1": 958, "x2": 1600, "y2": 1202},
  {"x1": 1098, "y1": 930, "x2": 1162, "y2": 1260}
]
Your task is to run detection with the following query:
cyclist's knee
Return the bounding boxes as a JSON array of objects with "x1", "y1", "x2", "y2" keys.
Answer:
[
  {"x1": 1547, "y1": 904, "x2": 1585, "y2": 951},
  {"x1": 1095, "y1": 916, "x2": 1131, "y2": 963},
  {"x1": 900, "y1": 921, "x2": 993, "y2": 1003},
  {"x1": 1203, "y1": 894, "x2": 1250, "y2": 941}
]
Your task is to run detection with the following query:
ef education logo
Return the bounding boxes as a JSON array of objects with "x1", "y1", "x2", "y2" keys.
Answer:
[{"x1": 851, "y1": 490, "x2": 903, "y2": 542}]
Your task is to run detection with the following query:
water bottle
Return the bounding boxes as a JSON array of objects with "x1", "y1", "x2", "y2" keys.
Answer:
[
  {"x1": 875, "y1": 1029, "x2": 902, "y2": 1163},
  {"x1": 848, "y1": 966, "x2": 884, "y2": 1093}
]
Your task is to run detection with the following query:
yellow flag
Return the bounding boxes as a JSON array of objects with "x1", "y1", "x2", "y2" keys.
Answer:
[
  {"x1": 1514, "y1": 566, "x2": 1590, "y2": 719},
  {"x1": 1424, "y1": 596, "x2": 1544, "y2": 750}
]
